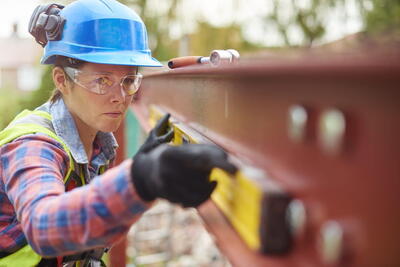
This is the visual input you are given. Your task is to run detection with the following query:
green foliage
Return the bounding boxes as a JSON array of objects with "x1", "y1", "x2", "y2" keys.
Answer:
[
  {"x1": 20, "y1": 66, "x2": 54, "y2": 111},
  {"x1": 263, "y1": 0, "x2": 399, "y2": 46},
  {"x1": 39, "y1": 0, "x2": 399, "y2": 51},
  {"x1": 0, "y1": 66, "x2": 53, "y2": 131},
  {"x1": 190, "y1": 22, "x2": 262, "y2": 56},
  {"x1": 111, "y1": 0, "x2": 263, "y2": 59},
  {"x1": 266, "y1": 0, "x2": 341, "y2": 46},
  {"x1": 117, "y1": 0, "x2": 180, "y2": 61},
  {"x1": 0, "y1": 88, "x2": 23, "y2": 130},
  {"x1": 364, "y1": 0, "x2": 400, "y2": 37},
  {"x1": 294, "y1": 0, "x2": 328, "y2": 45}
]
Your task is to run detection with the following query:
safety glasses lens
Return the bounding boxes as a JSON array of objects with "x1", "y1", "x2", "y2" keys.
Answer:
[
  {"x1": 122, "y1": 74, "x2": 142, "y2": 95},
  {"x1": 64, "y1": 67, "x2": 142, "y2": 96}
]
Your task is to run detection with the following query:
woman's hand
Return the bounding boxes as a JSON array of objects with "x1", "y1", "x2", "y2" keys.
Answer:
[{"x1": 131, "y1": 143, "x2": 237, "y2": 208}]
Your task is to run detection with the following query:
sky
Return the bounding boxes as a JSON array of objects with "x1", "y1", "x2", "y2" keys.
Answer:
[
  {"x1": 0, "y1": 0, "x2": 40, "y2": 38},
  {"x1": 0, "y1": 0, "x2": 364, "y2": 46}
]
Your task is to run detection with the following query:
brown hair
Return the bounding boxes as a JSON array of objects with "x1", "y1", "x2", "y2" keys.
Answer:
[{"x1": 49, "y1": 56, "x2": 85, "y2": 103}]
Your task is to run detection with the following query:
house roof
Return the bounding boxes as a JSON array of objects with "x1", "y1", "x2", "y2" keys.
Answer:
[{"x1": 0, "y1": 36, "x2": 42, "y2": 68}]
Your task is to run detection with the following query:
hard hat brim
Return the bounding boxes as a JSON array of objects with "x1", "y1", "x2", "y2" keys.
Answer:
[{"x1": 41, "y1": 50, "x2": 163, "y2": 67}]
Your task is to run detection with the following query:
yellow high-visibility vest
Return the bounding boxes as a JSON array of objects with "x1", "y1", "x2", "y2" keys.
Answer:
[{"x1": 0, "y1": 109, "x2": 106, "y2": 266}]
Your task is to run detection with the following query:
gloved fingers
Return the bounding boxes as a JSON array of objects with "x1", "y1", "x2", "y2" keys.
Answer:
[
  {"x1": 158, "y1": 128, "x2": 174, "y2": 143},
  {"x1": 206, "y1": 153, "x2": 237, "y2": 174},
  {"x1": 160, "y1": 165, "x2": 210, "y2": 186},
  {"x1": 154, "y1": 113, "x2": 171, "y2": 136},
  {"x1": 197, "y1": 145, "x2": 237, "y2": 174},
  {"x1": 181, "y1": 181, "x2": 218, "y2": 208},
  {"x1": 161, "y1": 144, "x2": 216, "y2": 166},
  {"x1": 159, "y1": 187, "x2": 184, "y2": 204},
  {"x1": 162, "y1": 172, "x2": 210, "y2": 194},
  {"x1": 188, "y1": 171, "x2": 214, "y2": 187},
  {"x1": 137, "y1": 140, "x2": 155, "y2": 154},
  {"x1": 173, "y1": 144, "x2": 237, "y2": 174},
  {"x1": 159, "y1": 181, "x2": 198, "y2": 204},
  {"x1": 162, "y1": 180, "x2": 216, "y2": 208}
]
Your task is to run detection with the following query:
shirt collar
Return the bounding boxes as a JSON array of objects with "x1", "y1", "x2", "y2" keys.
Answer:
[{"x1": 42, "y1": 98, "x2": 118, "y2": 164}]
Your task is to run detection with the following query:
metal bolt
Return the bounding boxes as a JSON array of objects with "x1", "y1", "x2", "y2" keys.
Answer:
[
  {"x1": 286, "y1": 199, "x2": 307, "y2": 237},
  {"x1": 288, "y1": 105, "x2": 308, "y2": 143},
  {"x1": 318, "y1": 109, "x2": 346, "y2": 155},
  {"x1": 226, "y1": 49, "x2": 240, "y2": 63},
  {"x1": 210, "y1": 49, "x2": 240, "y2": 66},
  {"x1": 319, "y1": 221, "x2": 344, "y2": 265}
]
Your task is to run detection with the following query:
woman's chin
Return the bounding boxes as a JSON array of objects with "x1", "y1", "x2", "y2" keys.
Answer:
[{"x1": 98, "y1": 121, "x2": 121, "y2": 133}]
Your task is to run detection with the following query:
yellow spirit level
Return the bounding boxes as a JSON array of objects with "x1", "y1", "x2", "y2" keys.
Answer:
[{"x1": 148, "y1": 105, "x2": 292, "y2": 254}]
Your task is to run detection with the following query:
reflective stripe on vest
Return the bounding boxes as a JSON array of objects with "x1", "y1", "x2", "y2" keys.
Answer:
[{"x1": 0, "y1": 109, "x2": 106, "y2": 266}]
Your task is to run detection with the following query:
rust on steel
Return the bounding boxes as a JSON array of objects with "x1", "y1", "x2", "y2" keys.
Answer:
[{"x1": 130, "y1": 50, "x2": 400, "y2": 267}]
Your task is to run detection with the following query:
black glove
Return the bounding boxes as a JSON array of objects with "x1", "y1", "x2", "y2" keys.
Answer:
[
  {"x1": 131, "y1": 144, "x2": 237, "y2": 208},
  {"x1": 136, "y1": 113, "x2": 174, "y2": 155}
]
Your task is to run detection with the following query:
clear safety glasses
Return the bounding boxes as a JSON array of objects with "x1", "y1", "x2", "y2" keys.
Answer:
[{"x1": 64, "y1": 67, "x2": 143, "y2": 96}]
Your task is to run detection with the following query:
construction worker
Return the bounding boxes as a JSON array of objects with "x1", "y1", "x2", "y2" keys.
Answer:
[{"x1": 0, "y1": 0, "x2": 237, "y2": 266}]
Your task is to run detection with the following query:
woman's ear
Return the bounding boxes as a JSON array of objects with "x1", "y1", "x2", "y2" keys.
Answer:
[{"x1": 52, "y1": 67, "x2": 70, "y2": 95}]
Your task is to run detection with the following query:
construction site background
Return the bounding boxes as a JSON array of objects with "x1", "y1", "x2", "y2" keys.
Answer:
[{"x1": 126, "y1": 201, "x2": 231, "y2": 267}]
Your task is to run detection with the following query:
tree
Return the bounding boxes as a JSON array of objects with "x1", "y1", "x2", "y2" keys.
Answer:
[
  {"x1": 189, "y1": 21, "x2": 261, "y2": 56},
  {"x1": 20, "y1": 66, "x2": 54, "y2": 111},
  {"x1": 364, "y1": 0, "x2": 400, "y2": 38},
  {"x1": 265, "y1": 0, "x2": 399, "y2": 47},
  {"x1": 0, "y1": 87, "x2": 23, "y2": 130},
  {"x1": 118, "y1": 0, "x2": 180, "y2": 60},
  {"x1": 265, "y1": 0, "x2": 346, "y2": 47}
]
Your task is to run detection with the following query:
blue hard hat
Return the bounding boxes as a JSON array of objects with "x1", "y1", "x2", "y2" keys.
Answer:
[{"x1": 41, "y1": 0, "x2": 162, "y2": 67}]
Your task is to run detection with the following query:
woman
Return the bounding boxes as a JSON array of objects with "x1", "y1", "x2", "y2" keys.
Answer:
[{"x1": 0, "y1": 0, "x2": 236, "y2": 266}]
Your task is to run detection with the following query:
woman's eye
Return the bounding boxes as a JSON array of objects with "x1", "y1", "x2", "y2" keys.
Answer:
[
  {"x1": 95, "y1": 77, "x2": 112, "y2": 86},
  {"x1": 123, "y1": 77, "x2": 134, "y2": 85}
]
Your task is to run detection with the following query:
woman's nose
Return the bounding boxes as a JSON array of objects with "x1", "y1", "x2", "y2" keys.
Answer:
[{"x1": 110, "y1": 83, "x2": 126, "y2": 102}]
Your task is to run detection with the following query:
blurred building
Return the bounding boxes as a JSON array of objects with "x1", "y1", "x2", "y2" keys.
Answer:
[{"x1": 0, "y1": 23, "x2": 42, "y2": 91}]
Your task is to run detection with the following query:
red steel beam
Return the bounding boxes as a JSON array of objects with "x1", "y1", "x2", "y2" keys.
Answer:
[{"x1": 130, "y1": 51, "x2": 400, "y2": 267}]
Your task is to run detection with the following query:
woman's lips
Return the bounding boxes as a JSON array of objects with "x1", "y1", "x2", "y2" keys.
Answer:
[{"x1": 104, "y1": 112, "x2": 122, "y2": 118}]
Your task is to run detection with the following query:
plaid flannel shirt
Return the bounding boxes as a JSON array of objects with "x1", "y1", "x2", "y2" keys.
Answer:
[{"x1": 0, "y1": 98, "x2": 148, "y2": 257}]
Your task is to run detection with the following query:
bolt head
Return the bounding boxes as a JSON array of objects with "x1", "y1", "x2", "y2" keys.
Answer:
[
  {"x1": 286, "y1": 199, "x2": 307, "y2": 237},
  {"x1": 319, "y1": 221, "x2": 344, "y2": 264},
  {"x1": 288, "y1": 105, "x2": 308, "y2": 143},
  {"x1": 318, "y1": 109, "x2": 346, "y2": 155}
]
